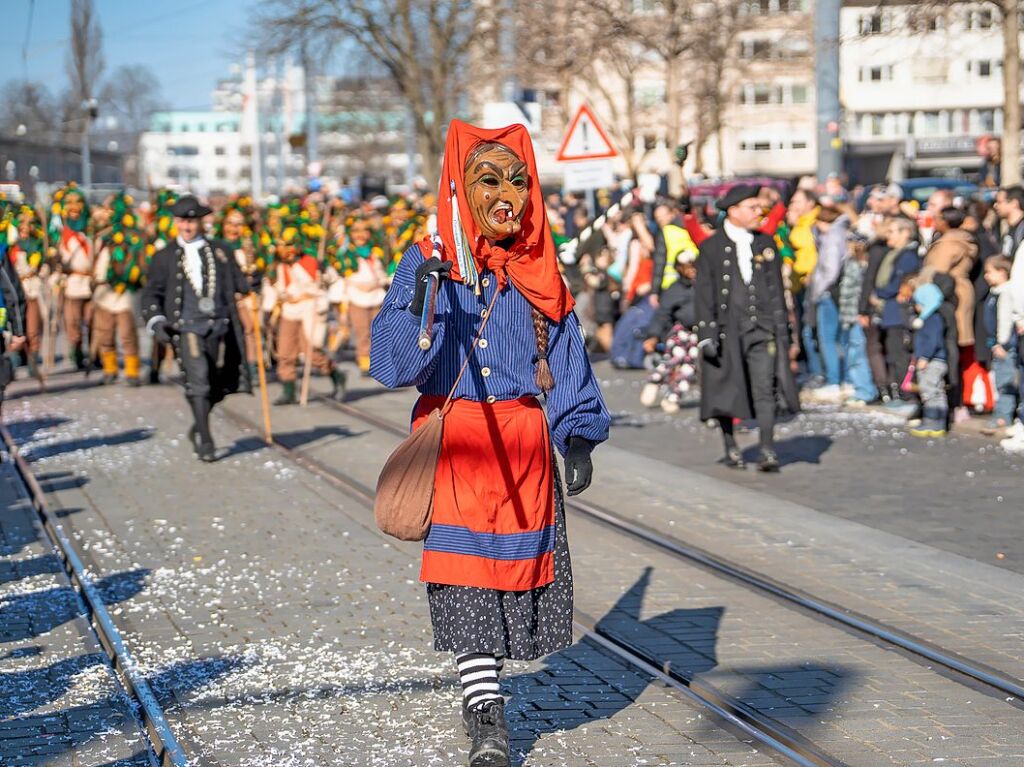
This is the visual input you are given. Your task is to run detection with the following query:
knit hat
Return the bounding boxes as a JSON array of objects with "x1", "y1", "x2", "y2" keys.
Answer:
[{"x1": 912, "y1": 283, "x2": 944, "y2": 321}]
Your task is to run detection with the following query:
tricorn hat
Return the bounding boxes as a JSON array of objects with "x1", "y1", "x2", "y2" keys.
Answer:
[
  {"x1": 169, "y1": 195, "x2": 213, "y2": 219},
  {"x1": 716, "y1": 183, "x2": 761, "y2": 212}
]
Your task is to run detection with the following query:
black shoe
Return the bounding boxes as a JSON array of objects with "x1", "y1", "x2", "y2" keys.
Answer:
[
  {"x1": 757, "y1": 448, "x2": 780, "y2": 473},
  {"x1": 148, "y1": 368, "x2": 161, "y2": 385},
  {"x1": 198, "y1": 442, "x2": 216, "y2": 463},
  {"x1": 723, "y1": 446, "x2": 745, "y2": 469},
  {"x1": 466, "y1": 700, "x2": 509, "y2": 767},
  {"x1": 187, "y1": 426, "x2": 200, "y2": 455},
  {"x1": 274, "y1": 381, "x2": 297, "y2": 406},
  {"x1": 330, "y1": 369, "x2": 347, "y2": 402}
]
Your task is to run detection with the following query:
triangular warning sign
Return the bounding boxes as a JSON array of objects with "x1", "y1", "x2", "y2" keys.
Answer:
[{"x1": 555, "y1": 104, "x2": 618, "y2": 162}]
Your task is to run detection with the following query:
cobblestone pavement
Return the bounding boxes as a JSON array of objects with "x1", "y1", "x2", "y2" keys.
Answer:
[
  {"x1": 220, "y1": 381, "x2": 1024, "y2": 766},
  {"x1": 1, "y1": 373, "x2": 780, "y2": 767},
  {"x1": 0, "y1": 458, "x2": 151, "y2": 767}
]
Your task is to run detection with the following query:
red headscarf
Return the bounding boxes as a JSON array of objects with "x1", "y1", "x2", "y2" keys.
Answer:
[{"x1": 424, "y1": 119, "x2": 574, "y2": 322}]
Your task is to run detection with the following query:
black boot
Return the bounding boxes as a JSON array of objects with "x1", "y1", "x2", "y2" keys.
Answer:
[
  {"x1": 188, "y1": 397, "x2": 216, "y2": 462},
  {"x1": 719, "y1": 418, "x2": 744, "y2": 469},
  {"x1": 237, "y1": 363, "x2": 253, "y2": 394},
  {"x1": 757, "y1": 447, "x2": 780, "y2": 473},
  {"x1": 723, "y1": 446, "x2": 745, "y2": 469},
  {"x1": 330, "y1": 368, "x2": 347, "y2": 402},
  {"x1": 71, "y1": 345, "x2": 86, "y2": 371},
  {"x1": 274, "y1": 381, "x2": 297, "y2": 406},
  {"x1": 465, "y1": 700, "x2": 509, "y2": 767}
]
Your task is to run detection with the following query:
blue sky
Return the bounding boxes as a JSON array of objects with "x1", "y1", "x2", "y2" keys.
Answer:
[{"x1": 0, "y1": 0, "x2": 251, "y2": 110}]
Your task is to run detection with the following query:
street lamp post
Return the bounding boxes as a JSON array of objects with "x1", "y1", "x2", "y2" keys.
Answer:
[{"x1": 81, "y1": 97, "x2": 98, "y2": 188}]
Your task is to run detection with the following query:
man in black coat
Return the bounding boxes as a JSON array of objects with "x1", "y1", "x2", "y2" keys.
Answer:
[
  {"x1": 695, "y1": 185, "x2": 799, "y2": 472},
  {"x1": 141, "y1": 195, "x2": 251, "y2": 462}
]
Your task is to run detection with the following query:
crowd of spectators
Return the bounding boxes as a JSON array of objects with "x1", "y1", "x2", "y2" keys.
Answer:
[{"x1": 553, "y1": 176, "x2": 1024, "y2": 451}]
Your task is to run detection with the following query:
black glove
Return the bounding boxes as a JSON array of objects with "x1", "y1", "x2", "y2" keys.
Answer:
[
  {"x1": 409, "y1": 258, "x2": 453, "y2": 316},
  {"x1": 564, "y1": 437, "x2": 595, "y2": 496},
  {"x1": 700, "y1": 340, "x2": 719, "y2": 361},
  {"x1": 152, "y1": 320, "x2": 174, "y2": 346}
]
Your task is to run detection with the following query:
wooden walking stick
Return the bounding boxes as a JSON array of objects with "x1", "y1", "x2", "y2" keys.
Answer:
[{"x1": 250, "y1": 293, "x2": 273, "y2": 443}]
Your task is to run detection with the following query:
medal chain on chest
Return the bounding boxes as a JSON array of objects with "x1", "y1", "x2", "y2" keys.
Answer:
[{"x1": 183, "y1": 244, "x2": 218, "y2": 315}]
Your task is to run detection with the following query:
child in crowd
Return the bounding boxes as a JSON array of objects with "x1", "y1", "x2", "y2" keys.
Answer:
[
  {"x1": 641, "y1": 254, "x2": 698, "y2": 412},
  {"x1": 983, "y1": 256, "x2": 1019, "y2": 430},
  {"x1": 837, "y1": 236, "x2": 877, "y2": 405},
  {"x1": 909, "y1": 283, "x2": 949, "y2": 437}
]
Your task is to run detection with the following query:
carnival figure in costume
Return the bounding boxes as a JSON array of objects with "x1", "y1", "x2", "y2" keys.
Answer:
[
  {"x1": 92, "y1": 193, "x2": 146, "y2": 385},
  {"x1": 338, "y1": 216, "x2": 388, "y2": 375},
  {"x1": 145, "y1": 189, "x2": 179, "y2": 383},
  {"x1": 370, "y1": 121, "x2": 610, "y2": 767},
  {"x1": 6, "y1": 205, "x2": 49, "y2": 365},
  {"x1": 216, "y1": 198, "x2": 264, "y2": 380},
  {"x1": 51, "y1": 183, "x2": 94, "y2": 372},
  {"x1": 260, "y1": 219, "x2": 347, "y2": 405},
  {"x1": 142, "y1": 195, "x2": 252, "y2": 462}
]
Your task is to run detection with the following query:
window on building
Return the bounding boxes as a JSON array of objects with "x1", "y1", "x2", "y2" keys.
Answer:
[
  {"x1": 968, "y1": 8, "x2": 994, "y2": 30},
  {"x1": 791, "y1": 139, "x2": 808, "y2": 150},
  {"x1": 870, "y1": 114, "x2": 884, "y2": 136},
  {"x1": 216, "y1": 168, "x2": 227, "y2": 180},
  {"x1": 979, "y1": 108, "x2": 996, "y2": 132},
  {"x1": 790, "y1": 84, "x2": 809, "y2": 104},
  {"x1": 167, "y1": 145, "x2": 199, "y2": 156},
  {"x1": 741, "y1": 39, "x2": 772, "y2": 59},
  {"x1": 859, "y1": 13, "x2": 884, "y2": 35},
  {"x1": 860, "y1": 65, "x2": 894, "y2": 82},
  {"x1": 740, "y1": 0, "x2": 771, "y2": 15},
  {"x1": 214, "y1": 146, "x2": 226, "y2": 156},
  {"x1": 240, "y1": 145, "x2": 252, "y2": 157}
]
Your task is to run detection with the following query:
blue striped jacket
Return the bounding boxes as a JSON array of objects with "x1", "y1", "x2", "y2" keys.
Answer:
[{"x1": 369, "y1": 247, "x2": 610, "y2": 456}]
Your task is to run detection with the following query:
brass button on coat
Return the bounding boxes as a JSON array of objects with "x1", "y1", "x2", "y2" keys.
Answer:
[
  {"x1": 478, "y1": 338, "x2": 488, "y2": 349},
  {"x1": 481, "y1": 367, "x2": 492, "y2": 377},
  {"x1": 485, "y1": 395, "x2": 496, "y2": 404}
]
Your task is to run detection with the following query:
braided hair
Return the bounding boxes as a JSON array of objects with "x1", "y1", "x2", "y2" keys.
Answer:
[{"x1": 465, "y1": 141, "x2": 555, "y2": 392}]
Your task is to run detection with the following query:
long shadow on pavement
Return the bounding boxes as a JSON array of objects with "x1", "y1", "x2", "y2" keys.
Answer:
[
  {"x1": 0, "y1": 569, "x2": 149, "y2": 644},
  {"x1": 742, "y1": 434, "x2": 833, "y2": 467},
  {"x1": 0, "y1": 655, "x2": 246, "y2": 766},
  {"x1": 505, "y1": 567, "x2": 854, "y2": 766},
  {"x1": 17, "y1": 428, "x2": 154, "y2": 462},
  {"x1": 225, "y1": 424, "x2": 366, "y2": 458}
]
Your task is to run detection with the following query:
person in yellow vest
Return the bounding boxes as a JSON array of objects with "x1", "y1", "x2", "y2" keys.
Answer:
[
  {"x1": 651, "y1": 202, "x2": 699, "y2": 303},
  {"x1": 786, "y1": 188, "x2": 821, "y2": 382},
  {"x1": 92, "y1": 193, "x2": 145, "y2": 385}
]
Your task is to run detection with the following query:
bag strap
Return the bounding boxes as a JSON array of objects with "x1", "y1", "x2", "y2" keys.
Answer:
[{"x1": 439, "y1": 287, "x2": 501, "y2": 416}]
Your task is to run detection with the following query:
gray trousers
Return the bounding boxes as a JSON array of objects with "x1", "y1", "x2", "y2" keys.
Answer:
[{"x1": 918, "y1": 359, "x2": 948, "y2": 426}]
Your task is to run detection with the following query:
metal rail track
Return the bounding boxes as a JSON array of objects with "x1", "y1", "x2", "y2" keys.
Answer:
[
  {"x1": 316, "y1": 396, "x2": 1024, "y2": 705},
  {"x1": 0, "y1": 424, "x2": 192, "y2": 767},
  {"x1": 219, "y1": 400, "x2": 848, "y2": 767}
]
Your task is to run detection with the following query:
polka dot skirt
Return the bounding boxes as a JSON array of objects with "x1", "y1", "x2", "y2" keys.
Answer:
[{"x1": 426, "y1": 468, "x2": 573, "y2": 661}]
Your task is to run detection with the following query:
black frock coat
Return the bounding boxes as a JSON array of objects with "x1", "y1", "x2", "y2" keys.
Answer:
[
  {"x1": 694, "y1": 228, "x2": 800, "y2": 421},
  {"x1": 141, "y1": 239, "x2": 251, "y2": 398}
]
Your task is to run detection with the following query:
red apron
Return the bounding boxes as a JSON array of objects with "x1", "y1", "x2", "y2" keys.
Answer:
[{"x1": 415, "y1": 395, "x2": 555, "y2": 592}]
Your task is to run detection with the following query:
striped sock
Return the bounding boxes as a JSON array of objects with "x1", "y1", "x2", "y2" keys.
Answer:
[{"x1": 456, "y1": 652, "x2": 504, "y2": 711}]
